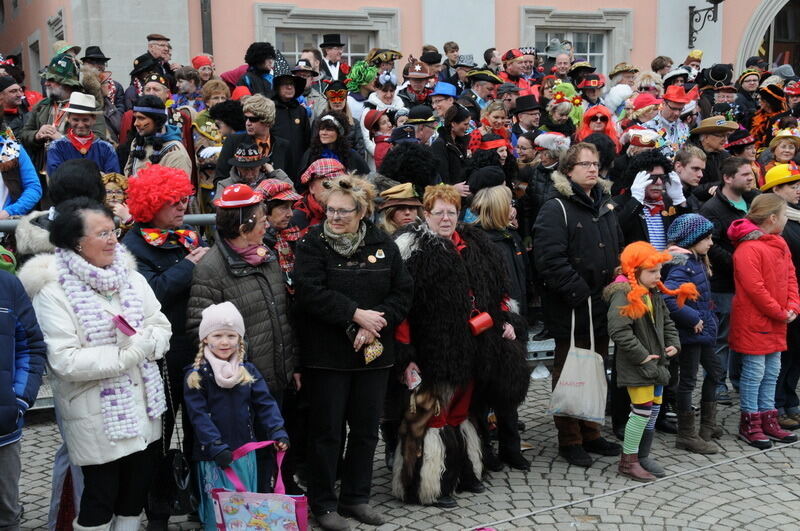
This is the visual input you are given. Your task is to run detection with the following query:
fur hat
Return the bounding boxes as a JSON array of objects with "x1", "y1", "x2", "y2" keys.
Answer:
[
  {"x1": 667, "y1": 213, "x2": 714, "y2": 248},
  {"x1": 199, "y1": 301, "x2": 245, "y2": 340},
  {"x1": 126, "y1": 164, "x2": 194, "y2": 223},
  {"x1": 617, "y1": 241, "x2": 698, "y2": 319}
]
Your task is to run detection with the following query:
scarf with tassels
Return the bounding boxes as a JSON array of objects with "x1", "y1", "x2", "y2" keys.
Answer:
[{"x1": 55, "y1": 247, "x2": 167, "y2": 441}]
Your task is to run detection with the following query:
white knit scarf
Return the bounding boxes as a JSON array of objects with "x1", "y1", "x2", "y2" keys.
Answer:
[
  {"x1": 55, "y1": 247, "x2": 167, "y2": 441},
  {"x1": 203, "y1": 346, "x2": 243, "y2": 388}
]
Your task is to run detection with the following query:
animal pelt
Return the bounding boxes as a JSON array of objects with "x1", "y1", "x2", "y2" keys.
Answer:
[
  {"x1": 80, "y1": 63, "x2": 104, "y2": 112},
  {"x1": 458, "y1": 224, "x2": 530, "y2": 408},
  {"x1": 12, "y1": 211, "x2": 52, "y2": 261},
  {"x1": 393, "y1": 222, "x2": 476, "y2": 388},
  {"x1": 377, "y1": 142, "x2": 438, "y2": 196}
]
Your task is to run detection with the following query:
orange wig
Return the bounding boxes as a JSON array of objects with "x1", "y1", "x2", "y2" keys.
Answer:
[{"x1": 576, "y1": 105, "x2": 621, "y2": 153}]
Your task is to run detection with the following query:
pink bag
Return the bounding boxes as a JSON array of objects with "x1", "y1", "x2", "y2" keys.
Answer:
[{"x1": 211, "y1": 441, "x2": 308, "y2": 531}]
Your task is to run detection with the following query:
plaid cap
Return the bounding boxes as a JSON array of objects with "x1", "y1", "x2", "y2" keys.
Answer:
[
  {"x1": 299, "y1": 158, "x2": 346, "y2": 184},
  {"x1": 256, "y1": 179, "x2": 302, "y2": 202}
]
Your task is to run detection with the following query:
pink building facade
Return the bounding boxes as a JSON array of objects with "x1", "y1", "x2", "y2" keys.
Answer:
[{"x1": 0, "y1": 0, "x2": 795, "y2": 88}]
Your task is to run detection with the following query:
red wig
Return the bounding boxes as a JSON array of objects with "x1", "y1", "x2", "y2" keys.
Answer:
[
  {"x1": 126, "y1": 164, "x2": 194, "y2": 223},
  {"x1": 575, "y1": 105, "x2": 621, "y2": 153}
]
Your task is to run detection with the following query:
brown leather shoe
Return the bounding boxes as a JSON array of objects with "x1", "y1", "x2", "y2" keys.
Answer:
[{"x1": 618, "y1": 453, "x2": 655, "y2": 482}]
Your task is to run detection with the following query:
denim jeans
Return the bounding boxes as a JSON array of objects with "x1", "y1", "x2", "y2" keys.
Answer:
[
  {"x1": 739, "y1": 352, "x2": 781, "y2": 413},
  {"x1": 711, "y1": 292, "x2": 741, "y2": 392}
]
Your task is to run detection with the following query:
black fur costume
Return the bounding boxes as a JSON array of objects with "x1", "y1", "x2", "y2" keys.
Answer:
[{"x1": 391, "y1": 222, "x2": 529, "y2": 504}]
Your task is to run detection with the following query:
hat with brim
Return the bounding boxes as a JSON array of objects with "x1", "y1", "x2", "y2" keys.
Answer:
[
  {"x1": 213, "y1": 184, "x2": 263, "y2": 208},
  {"x1": 724, "y1": 129, "x2": 755, "y2": 150},
  {"x1": 320, "y1": 34, "x2": 344, "y2": 48},
  {"x1": 513, "y1": 94, "x2": 541, "y2": 114},
  {"x1": 405, "y1": 105, "x2": 436, "y2": 125},
  {"x1": 418, "y1": 51, "x2": 441, "y2": 66},
  {"x1": 466, "y1": 69, "x2": 503, "y2": 84},
  {"x1": 292, "y1": 59, "x2": 319, "y2": 77},
  {"x1": 363, "y1": 109, "x2": 387, "y2": 131},
  {"x1": 577, "y1": 74, "x2": 605, "y2": 89},
  {"x1": 367, "y1": 48, "x2": 403, "y2": 66},
  {"x1": 663, "y1": 85, "x2": 695, "y2": 105},
  {"x1": 455, "y1": 55, "x2": 477, "y2": 68},
  {"x1": 256, "y1": 179, "x2": 302, "y2": 202},
  {"x1": 272, "y1": 74, "x2": 306, "y2": 98},
  {"x1": 81, "y1": 46, "x2": 110, "y2": 62},
  {"x1": 130, "y1": 54, "x2": 158, "y2": 77},
  {"x1": 389, "y1": 125, "x2": 419, "y2": 144},
  {"x1": 690, "y1": 115, "x2": 739, "y2": 135},
  {"x1": 66, "y1": 92, "x2": 101, "y2": 115},
  {"x1": 609, "y1": 62, "x2": 639, "y2": 78},
  {"x1": 228, "y1": 143, "x2": 269, "y2": 168},
  {"x1": 569, "y1": 61, "x2": 596, "y2": 74},
  {"x1": 53, "y1": 40, "x2": 81, "y2": 56},
  {"x1": 761, "y1": 164, "x2": 800, "y2": 191},
  {"x1": 769, "y1": 130, "x2": 800, "y2": 150},
  {"x1": 379, "y1": 182, "x2": 422, "y2": 210},
  {"x1": 42, "y1": 53, "x2": 81, "y2": 88},
  {"x1": 406, "y1": 60, "x2": 433, "y2": 79},
  {"x1": 663, "y1": 68, "x2": 690, "y2": 85},
  {"x1": 497, "y1": 83, "x2": 522, "y2": 96}
]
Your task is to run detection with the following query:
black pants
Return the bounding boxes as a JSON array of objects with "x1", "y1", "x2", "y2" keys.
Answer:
[
  {"x1": 610, "y1": 357, "x2": 631, "y2": 431},
  {"x1": 78, "y1": 443, "x2": 159, "y2": 526},
  {"x1": 776, "y1": 321, "x2": 800, "y2": 412},
  {"x1": 305, "y1": 368, "x2": 388, "y2": 515},
  {"x1": 662, "y1": 354, "x2": 680, "y2": 409},
  {"x1": 677, "y1": 343, "x2": 722, "y2": 411},
  {"x1": 470, "y1": 388, "x2": 521, "y2": 457}
]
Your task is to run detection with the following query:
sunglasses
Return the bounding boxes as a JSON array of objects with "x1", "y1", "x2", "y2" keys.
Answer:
[
  {"x1": 590, "y1": 115, "x2": 608, "y2": 123},
  {"x1": 244, "y1": 116, "x2": 262, "y2": 123}
]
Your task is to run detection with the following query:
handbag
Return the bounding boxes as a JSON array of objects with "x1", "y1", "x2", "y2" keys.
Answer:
[
  {"x1": 547, "y1": 297, "x2": 608, "y2": 424},
  {"x1": 212, "y1": 441, "x2": 308, "y2": 531},
  {"x1": 147, "y1": 359, "x2": 198, "y2": 516},
  {"x1": 468, "y1": 296, "x2": 494, "y2": 336}
]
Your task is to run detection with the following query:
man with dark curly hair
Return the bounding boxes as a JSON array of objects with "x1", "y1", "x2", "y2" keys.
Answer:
[{"x1": 238, "y1": 42, "x2": 277, "y2": 97}]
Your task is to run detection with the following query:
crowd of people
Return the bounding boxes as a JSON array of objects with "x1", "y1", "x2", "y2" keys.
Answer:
[{"x1": 2, "y1": 32, "x2": 800, "y2": 531}]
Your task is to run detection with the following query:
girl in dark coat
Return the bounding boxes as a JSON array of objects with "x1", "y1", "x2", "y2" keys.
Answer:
[
  {"x1": 184, "y1": 302, "x2": 288, "y2": 530},
  {"x1": 299, "y1": 110, "x2": 369, "y2": 175},
  {"x1": 272, "y1": 74, "x2": 311, "y2": 174},
  {"x1": 663, "y1": 214, "x2": 721, "y2": 454}
]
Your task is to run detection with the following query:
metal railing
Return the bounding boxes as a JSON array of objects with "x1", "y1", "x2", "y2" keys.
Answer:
[{"x1": 0, "y1": 213, "x2": 218, "y2": 233}]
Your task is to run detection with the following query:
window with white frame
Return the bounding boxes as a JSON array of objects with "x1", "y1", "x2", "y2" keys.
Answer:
[
  {"x1": 276, "y1": 29, "x2": 374, "y2": 67},
  {"x1": 535, "y1": 31, "x2": 607, "y2": 74}
]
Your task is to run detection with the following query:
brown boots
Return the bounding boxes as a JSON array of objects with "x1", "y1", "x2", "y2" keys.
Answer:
[
  {"x1": 675, "y1": 411, "x2": 717, "y2": 454},
  {"x1": 618, "y1": 453, "x2": 655, "y2": 482},
  {"x1": 698, "y1": 401, "x2": 723, "y2": 441}
]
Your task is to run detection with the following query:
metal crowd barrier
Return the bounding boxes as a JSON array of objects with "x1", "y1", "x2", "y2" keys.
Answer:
[{"x1": 0, "y1": 213, "x2": 218, "y2": 233}]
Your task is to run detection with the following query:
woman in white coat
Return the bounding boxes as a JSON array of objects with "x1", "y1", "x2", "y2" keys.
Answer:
[{"x1": 18, "y1": 197, "x2": 171, "y2": 531}]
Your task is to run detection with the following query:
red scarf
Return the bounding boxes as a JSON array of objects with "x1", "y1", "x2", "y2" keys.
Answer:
[
  {"x1": 66, "y1": 129, "x2": 95, "y2": 155},
  {"x1": 272, "y1": 226, "x2": 303, "y2": 273},
  {"x1": 451, "y1": 231, "x2": 468, "y2": 255},
  {"x1": 140, "y1": 227, "x2": 200, "y2": 252},
  {"x1": 293, "y1": 193, "x2": 326, "y2": 233},
  {"x1": 407, "y1": 86, "x2": 432, "y2": 103}
]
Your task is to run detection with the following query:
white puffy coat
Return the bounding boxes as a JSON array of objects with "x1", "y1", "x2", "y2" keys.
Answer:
[{"x1": 18, "y1": 249, "x2": 172, "y2": 466}]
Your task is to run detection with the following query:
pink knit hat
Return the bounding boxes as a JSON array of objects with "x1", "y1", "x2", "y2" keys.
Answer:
[{"x1": 198, "y1": 302, "x2": 245, "y2": 339}]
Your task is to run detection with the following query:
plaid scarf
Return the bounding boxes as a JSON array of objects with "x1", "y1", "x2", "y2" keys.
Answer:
[
  {"x1": 268, "y1": 226, "x2": 303, "y2": 273},
  {"x1": 140, "y1": 227, "x2": 200, "y2": 252}
]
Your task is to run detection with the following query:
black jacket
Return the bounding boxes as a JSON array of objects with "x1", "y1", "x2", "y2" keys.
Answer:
[
  {"x1": 533, "y1": 171, "x2": 623, "y2": 339},
  {"x1": 689, "y1": 138, "x2": 731, "y2": 200},
  {"x1": 430, "y1": 128, "x2": 468, "y2": 185},
  {"x1": 613, "y1": 194, "x2": 686, "y2": 246},
  {"x1": 397, "y1": 87, "x2": 431, "y2": 109},
  {"x1": 214, "y1": 132, "x2": 294, "y2": 184},
  {"x1": 238, "y1": 68, "x2": 273, "y2": 98},
  {"x1": 698, "y1": 188, "x2": 756, "y2": 293},
  {"x1": 479, "y1": 226, "x2": 529, "y2": 314},
  {"x1": 272, "y1": 97, "x2": 310, "y2": 179},
  {"x1": 519, "y1": 162, "x2": 556, "y2": 240},
  {"x1": 293, "y1": 221, "x2": 413, "y2": 371}
]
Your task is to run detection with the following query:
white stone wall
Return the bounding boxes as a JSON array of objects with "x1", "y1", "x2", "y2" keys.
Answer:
[
  {"x1": 656, "y1": 0, "x2": 724, "y2": 67},
  {"x1": 422, "y1": 0, "x2": 495, "y2": 62}
]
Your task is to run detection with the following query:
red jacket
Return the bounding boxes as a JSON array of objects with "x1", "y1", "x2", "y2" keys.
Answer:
[{"x1": 728, "y1": 218, "x2": 800, "y2": 355}]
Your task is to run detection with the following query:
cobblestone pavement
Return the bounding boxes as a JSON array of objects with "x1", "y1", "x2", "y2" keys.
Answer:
[{"x1": 20, "y1": 372, "x2": 800, "y2": 530}]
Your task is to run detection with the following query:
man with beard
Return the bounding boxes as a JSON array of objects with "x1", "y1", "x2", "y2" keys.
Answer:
[
  {"x1": 0, "y1": 76, "x2": 26, "y2": 137},
  {"x1": 699, "y1": 157, "x2": 757, "y2": 410},
  {"x1": 46, "y1": 92, "x2": 119, "y2": 175},
  {"x1": 20, "y1": 53, "x2": 106, "y2": 177}
]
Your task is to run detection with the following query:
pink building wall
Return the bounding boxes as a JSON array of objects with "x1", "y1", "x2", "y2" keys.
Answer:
[{"x1": 1, "y1": 0, "x2": 72, "y2": 75}]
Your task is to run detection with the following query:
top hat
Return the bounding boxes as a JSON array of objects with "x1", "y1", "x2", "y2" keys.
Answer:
[
  {"x1": 577, "y1": 74, "x2": 605, "y2": 89},
  {"x1": 320, "y1": 34, "x2": 345, "y2": 48},
  {"x1": 513, "y1": 94, "x2": 542, "y2": 114}
]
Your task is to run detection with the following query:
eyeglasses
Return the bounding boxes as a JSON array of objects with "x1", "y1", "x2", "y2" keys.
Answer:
[
  {"x1": 590, "y1": 115, "x2": 608, "y2": 123},
  {"x1": 428, "y1": 210, "x2": 458, "y2": 219},
  {"x1": 170, "y1": 196, "x2": 190, "y2": 207},
  {"x1": 665, "y1": 103, "x2": 684, "y2": 112},
  {"x1": 574, "y1": 161, "x2": 601, "y2": 168},
  {"x1": 90, "y1": 228, "x2": 121, "y2": 241},
  {"x1": 326, "y1": 206, "x2": 358, "y2": 218},
  {"x1": 244, "y1": 116, "x2": 262, "y2": 123}
]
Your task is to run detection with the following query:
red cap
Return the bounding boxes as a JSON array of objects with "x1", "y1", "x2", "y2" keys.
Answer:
[
  {"x1": 191, "y1": 55, "x2": 213, "y2": 69},
  {"x1": 363, "y1": 109, "x2": 387, "y2": 131},
  {"x1": 231, "y1": 86, "x2": 252, "y2": 101},
  {"x1": 256, "y1": 179, "x2": 302, "y2": 202},
  {"x1": 785, "y1": 84, "x2": 800, "y2": 96},
  {"x1": 632, "y1": 93, "x2": 663, "y2": 111},
  {"x1": 213, "y1": 184, "x2": 263, "y2": 208}
]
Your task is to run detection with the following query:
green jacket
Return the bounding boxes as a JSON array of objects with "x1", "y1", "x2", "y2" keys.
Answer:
[
  {"x1": 604, "y1": 280, "x2": 680, "y2": 388},
  {"x1": 20, "y1": 97, "x2": 108, "y2": 174}
]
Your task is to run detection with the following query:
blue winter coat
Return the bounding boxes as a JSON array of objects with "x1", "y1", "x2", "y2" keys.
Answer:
[
  {"x1": 183, "y1": 361, "x2": 288, "y2": 461},
  {"x1": 46, "y1": 136, "x2": 121, "y2": 176},
  {"x1": 0, "y1": 270, "x2": 46, "y2": 447},
  {"x1": 662, "y1": 248, "x2": 718, "y2": 346}
]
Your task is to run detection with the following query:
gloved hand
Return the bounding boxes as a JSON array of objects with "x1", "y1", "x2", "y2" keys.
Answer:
[
  {"x1": 275, "y1": 438, "x2": 290, "y2": 451},
  {"x1": 199, "y1": 146, "x2": 223, "y2": 159},
  {"x1": 214, "y1": 449, "x2": 233, "y2": 468},
  {"x1": 665, "y1": 171, "x2": 686, "y2": 205},
  {"x1": 630, "y1": 171, "x2": 651, "y2": 203}
]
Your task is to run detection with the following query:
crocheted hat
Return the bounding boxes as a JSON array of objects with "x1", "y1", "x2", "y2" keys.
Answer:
[
  {"x1": 667, "y1": 213, "x2": 714, "y2": 248},
  {"x1": 199, "y1": 301, "x2": 245, "y2": 340},
  {"x1": 617, "y1": 241, "x2": 699, "y2": 319},
  {"x1": 127, "y1": 164, "x2": 194, "y2": 223}
]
